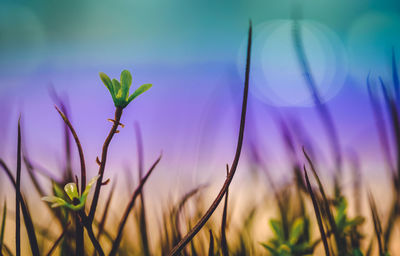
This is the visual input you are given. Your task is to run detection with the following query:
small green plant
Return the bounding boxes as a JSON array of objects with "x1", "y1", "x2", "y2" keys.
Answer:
[
  {"x1": 261, "y1": 217, "x2": 317, "y2": 256},
  {"x1": 42, "y1": 175, "x2": 99, "y2": 211},
  {"x1": 100, "y1": 70, "x2": 152, "y2": 108}
]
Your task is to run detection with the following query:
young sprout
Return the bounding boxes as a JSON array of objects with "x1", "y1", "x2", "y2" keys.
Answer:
[
  {"x1": 100, "y1": 70, "x2": 152, "y2": 108},
  {"x1": 42, "y1": 175, "x2": 99, "y2": 211}
]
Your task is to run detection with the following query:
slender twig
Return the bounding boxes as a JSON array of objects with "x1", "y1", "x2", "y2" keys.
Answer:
[
  {"x1": 168, "y1": 20, "x2": 252, "y2": 256},
  {"x1": 109, "y1": 154, "x2": 162, "y2": 256},
  {"x1": 16, "y1": 118, "x2": 21, "y2": 256},
  {"x1": 55, "y1": 105, "x2": 86, "y2": 193},
  {"x1": 304, "y1": 166, "x2": 330, "y2": 256},
  {"x1": 75, "y1": 214, "x2": 84, "y2": 256},
  {"x1": 54, "y1": 105, "x2": 87, "y2": 255},
  {"x1": 89, "y1": 107, "x2": 123, "y2": 223},
  {"x1": 82, "y1": 217, "x2": 105, "y2": 256},
  {"x1": 46, "y1": 222, "x2": 70, "y2": 256}
]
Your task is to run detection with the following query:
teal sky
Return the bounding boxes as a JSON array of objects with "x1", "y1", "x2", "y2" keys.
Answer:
[{"x1": 1, "y1": 0, "x2": 400, "y2": 75}]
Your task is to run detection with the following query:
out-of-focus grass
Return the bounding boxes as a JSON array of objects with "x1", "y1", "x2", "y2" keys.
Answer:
[{"x1": 1, "y1": 21, "x2": 400, "y2": 256}]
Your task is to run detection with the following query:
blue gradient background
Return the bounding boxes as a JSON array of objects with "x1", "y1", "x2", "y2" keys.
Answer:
[{"x1": 1, "y1": 0, "x2": 400, "y2": 190}]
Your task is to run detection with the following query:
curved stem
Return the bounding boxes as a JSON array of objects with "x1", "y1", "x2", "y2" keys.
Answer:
[
  {"x1": 55, "y1": 106, "x2": 87, "y2": 193},
  {"x1": 167, "y1": 21, "x2": 252, "y2": 256}
]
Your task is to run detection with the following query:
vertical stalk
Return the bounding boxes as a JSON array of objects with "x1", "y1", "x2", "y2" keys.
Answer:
[
  {"x1": 16, "y1": 118, "x2": 21, "y2": 256},
  {"x1": 89, "y1": 107, "x2": 123, "y2": 223}
]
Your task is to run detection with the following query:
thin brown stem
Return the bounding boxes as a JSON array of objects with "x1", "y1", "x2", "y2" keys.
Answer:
[
  {"x1": 168, "y1": 20, "x2": 252, "y2": 256},
  {"x1": 55, "y1": 105, "x2": 87, "y2": 193},
  {"x1": 16, "y1": 118, "x2": 21, "y2": 256},
  {"x1": 89, "y1": 107, "x2": 123, "y2": 223},
  {"x1": 221, "y1": 166, "x2": 229, "y2": 256}
]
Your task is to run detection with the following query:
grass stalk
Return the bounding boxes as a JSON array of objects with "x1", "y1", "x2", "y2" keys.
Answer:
[
  {"x1": 46, "y1": 222, "x2": 70, "y2": 256},
  {"x1": 168, "y1": 20, "x2": 252, "y2": 256},
  {"x1": 208, "y1": 230, "x2": 214, "y2": 256},
  {"x1": 16, "y1": 118, "x2": 21, "y2": 256},
  {"x1": 0, "y1": 160, "x2": 39, "y2": 256},
  {"x1": 304, "y1": 166, "x2": 330, "y2": 256},
  {"x1": 109, "y1": 154, "x2": 161, "y2": 256}
]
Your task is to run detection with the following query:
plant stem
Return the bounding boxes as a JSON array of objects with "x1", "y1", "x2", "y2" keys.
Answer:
[
  {"x1": 55, "y1": 105, "x2": 87, "y2": 193},
  {"x1": 89, "y1": 107, "x2": 123, "y2": 223},
  {"x1": 75, "y1": 213, "x2": 84, "y2": 256},
  {"x1": 16, "y1": 118, "x2": 21, "y2": 256},
  {"x1": 167, "y1": 20, "x2": 252, "y2": 256}
]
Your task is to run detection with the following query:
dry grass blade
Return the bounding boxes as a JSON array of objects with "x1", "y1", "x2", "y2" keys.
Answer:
[
  {"x1": 368, "y1": 191, "x2": 384, "y2": 255},
  {"x1": 208, "y1": 230, "x2": 214, "y2": 256},
  {"x1": 2, "y1": 243, "x2": 13, "y2": 256},
  {"x1": 16, "y1": 119, "x2": 21, "y2": 256},
  {"x1": 46, "y1": 222, "x2": 70, "y2": 256},
  {"x1": 109, "y1": 154, "x2": 162, "y2": 256},
  {"x1": 378, "y1": 78, "x2": 400, "y2": 249},
  {"x1": 221, "y1": 166, "x2": 229, "y2": 256},
  {"x1": 292, "y1": 11, "x2": 341, "y2": 171},
  {"x1": 0, "y1": 160, "x2": 39, "y2": 256},
  {"x1": 135, "y1": 123, "x2": 151, "y2": 256},
  {"x1": 174, "y1": 185, "x2": 208, "y2": 245},
  {"x1": 367, "y1": 75, "x2": 395, "y2": 176},
  {"x1": 0, "y1": 201, "x2": 6, "y2": 255},
  {"x1": 303, "y1": 147, "x2": 345, "y2": 253},
  {"x1": 167, "y1": 20, "x2": 252, "y2": 256},
  {"x1": 304, "y1": 166, "x2": 330, "y2": 256}
]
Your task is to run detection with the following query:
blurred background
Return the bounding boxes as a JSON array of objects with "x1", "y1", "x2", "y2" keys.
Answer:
[{"x1": 1, "y1": 0, "x2": 400, "y2": 254}]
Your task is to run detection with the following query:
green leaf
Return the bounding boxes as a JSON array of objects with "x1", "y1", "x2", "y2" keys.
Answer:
[
  {"x1": 112, "y1": 79, "x2": 122, "y2": 99},
  {"x1": 127, "y1": 84, "x2": 152, "y2": 103},
  {"x1": 270, "y1": 219, "x2": 284, "y2": 242},
  {"x1": 52, "y1": 181, "x2": 65, "y2": 198},
  {"x1": 289, "y1": 218, "x2": 304, "y2": 245},
  {"x1": 346, "y1": 216, "x2": 365, "y2": 228},
  {"x1": 0, "y1": 201, "x2": 6, "y2": 248},
  {"x1": 120, "y1": 70, "x2": 132, "y2": 100},
  {"x1": 100, "y1": 72, "x2": 114, "y2": 94},
  {"x1": 260, "y1": 242, "x2": 279, "y2": 256},
  {"x1": 81, "y1": 175, "x2": 100, "y2": 200},
  {"x1": 42, "y1": 196, "x2": 68, "y2": 208},
  {"x1": 64, "y1": 183, "x2": 79, "y2": 201}
]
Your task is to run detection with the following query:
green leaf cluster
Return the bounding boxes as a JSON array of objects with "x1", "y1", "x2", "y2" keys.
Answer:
[
  {"x1": 100, "y1": 70, "x2": 152, "y2": 108},
  {"x1": 261, "y1": 217, "x2": 316, "y2": 256}
]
